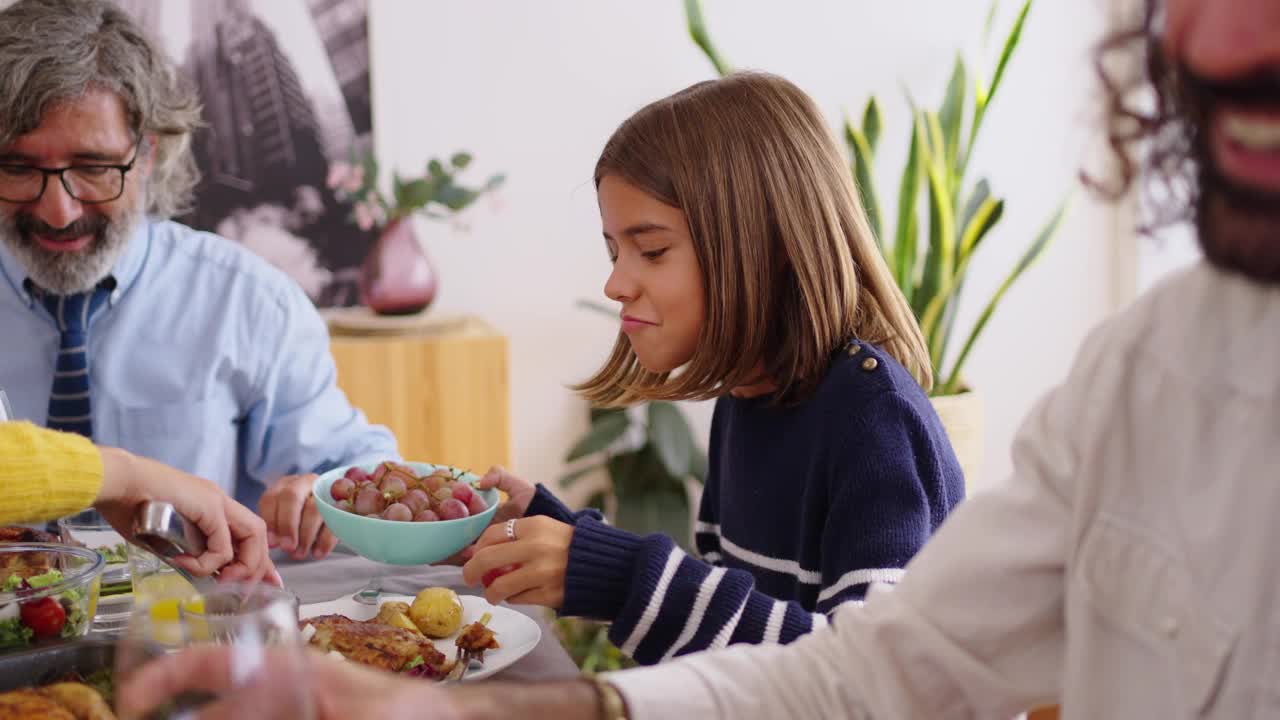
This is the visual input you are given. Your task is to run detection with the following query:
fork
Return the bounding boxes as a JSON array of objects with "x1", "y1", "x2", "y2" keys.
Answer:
[{"x1": 441, "y1": 647, "x2": 484, "y2": 684}]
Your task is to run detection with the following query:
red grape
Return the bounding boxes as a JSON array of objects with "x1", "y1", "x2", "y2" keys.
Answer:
[
  {"x1": 353, "y1": 485, "x2": 386, "y2": 516},
  {"x1": 451, "y1": 483, "x2": 474, "y2": 505},
  {"x1": 330, "y1": 477, "x2": 356, "y2": 502},
  {"x1": 437, "y1": 498, "x2": 469, "y2": 520},
  {"x1": 481, "y1": 564, "x2": 520, "y2": 588},
  {"x1": 382, "y1": 503, "x2": 413, "y2": 522},
  {"x1": 333, "y1": 460, "x2": 482, "y2": 523},
  {"x1": 403, "y1": 489, "x2": 431, "y2": 514},
  {"x1": 379, "y1": 476, "x2": 407, "y2": 500}
]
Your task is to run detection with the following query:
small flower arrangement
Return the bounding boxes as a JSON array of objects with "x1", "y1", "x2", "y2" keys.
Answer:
[{"x1": 327, "y1": 149, "x2": 505, "y2": 232}]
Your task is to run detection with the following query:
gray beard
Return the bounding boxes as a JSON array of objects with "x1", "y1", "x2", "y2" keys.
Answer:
[{"x1": 0, "y1": 207, "x2": 140, "y2": 294}]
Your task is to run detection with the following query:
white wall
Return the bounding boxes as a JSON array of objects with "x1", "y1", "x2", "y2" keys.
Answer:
[{"x1": 368, "y1": 0, "x2": 1124, "y2": 498}]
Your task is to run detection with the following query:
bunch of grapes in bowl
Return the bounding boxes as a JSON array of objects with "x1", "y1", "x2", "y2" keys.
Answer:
[{"x1": 329, "y1": 462, "x2": 489, "y2": 523}]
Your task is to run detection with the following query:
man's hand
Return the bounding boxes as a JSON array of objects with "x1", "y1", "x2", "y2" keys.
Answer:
[
  {"x1": 118, "y1": 644, "x2": 607, "y2": 720},
  {"x1": 259, "y1": 473, "x2": 339, "y2": 561},
  {"x1": 95, "y1": 448, "x2": 279, "y2": 585},
  {"x1": 117, "y1": 646, "x2": 457, "y2": 720}
]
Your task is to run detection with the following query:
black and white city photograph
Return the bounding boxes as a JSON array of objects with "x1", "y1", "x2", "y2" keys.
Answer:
[{"x1": 115, "y1": 0, "x2": 374, "y2": 306}]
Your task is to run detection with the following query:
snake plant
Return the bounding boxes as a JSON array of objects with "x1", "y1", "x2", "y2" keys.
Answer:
[{"x1": 685, "y1": 0, "x2": 1069, "y2": 396}]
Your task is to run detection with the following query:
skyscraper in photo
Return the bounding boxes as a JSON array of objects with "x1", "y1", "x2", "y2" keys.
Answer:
[
  {"x1": 304, "y1": 0, "x2": 371, "y2": 137},
  {"x1": 184, "y1": 0, "x2": 329, "y2": 225}
]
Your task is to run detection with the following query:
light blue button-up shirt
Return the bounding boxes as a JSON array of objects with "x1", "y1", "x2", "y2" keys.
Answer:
[{"x1": 0, "y1": 218, "x2": 398, "y2": 509}]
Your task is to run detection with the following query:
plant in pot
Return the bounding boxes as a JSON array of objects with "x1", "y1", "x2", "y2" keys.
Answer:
[
  {"x1": 684, "y1": 0, "x2": 1070, "y2": 483},
  {"x1": 328, "y1": 150, "x2": 504, "y2": 315},
  {"x1": 555, "y1": 308, "x2": 707, "y2": 672},
  {"x1": 558, "y1": 311, "x2": 708, "y2": 549}
]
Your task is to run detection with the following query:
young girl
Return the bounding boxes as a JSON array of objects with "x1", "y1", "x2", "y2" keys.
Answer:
[{"x1": 462, "y1": 72, "x2": 964, "y2": 665}]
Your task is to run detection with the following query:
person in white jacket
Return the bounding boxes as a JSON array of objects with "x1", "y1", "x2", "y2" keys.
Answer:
[{"x1": 117, "y1": 0, "x2": 1280, "y2": 718}]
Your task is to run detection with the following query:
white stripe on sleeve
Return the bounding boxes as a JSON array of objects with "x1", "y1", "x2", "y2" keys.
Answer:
[
  {"x1": 762, "y1": 599, "x2": 788, "y2": 645},
  {"x1": 619, "y1": 547, "x2": 686, "y2": 657},
  {"x1": 662, "y1": 567, "x2": 727, "y2": 662},
  {"x1": 816, "y1": 568, "x2": 905, "y2": 605},
  {"x1": 709, "y1": 595, "x2": 749, "y2": 650}
]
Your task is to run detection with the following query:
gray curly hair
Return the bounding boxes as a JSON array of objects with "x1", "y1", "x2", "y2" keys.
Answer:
[{"x1": 0, "y1": 0, "x2": 202, "y2": 219}]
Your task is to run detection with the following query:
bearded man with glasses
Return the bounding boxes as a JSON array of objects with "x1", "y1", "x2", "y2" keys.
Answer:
[{"x1": 0, "y1": 0, "x2": 397, "y2": 561}]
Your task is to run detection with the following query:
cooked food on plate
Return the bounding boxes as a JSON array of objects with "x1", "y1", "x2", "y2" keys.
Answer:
[
  {"x1": 300, "y1": 587, "x2": 500, "y2": 682},
  {"x1": 410, "y1": 586, "x2": 463, "y2": 638},
  {"x1": 0, "y1": 527, "x2": 59, "y2": 545},
  {"x1": 302, "y1": 614, "x2": 448, "y2": 674},
  {"x1": 0, "y1": 682, "x2": 115, "y2": 720},
  {"x1": 0, "y1": 527, "x2": 59, "y2": 578},
  {"x1": 373, "y1": 601, "x2": 423, "y2": 636},
  {"x1": 456, "y1": 613, "x2": 500, "y2": 661}
]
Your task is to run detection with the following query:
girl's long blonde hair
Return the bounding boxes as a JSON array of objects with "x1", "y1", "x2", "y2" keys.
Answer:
[{"x1": 578, "y1": 72, "x2": 931, "y2": 406}]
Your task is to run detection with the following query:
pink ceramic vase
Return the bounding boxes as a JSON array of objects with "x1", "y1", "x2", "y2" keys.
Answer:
[{"x1": 359, "y1": 218, "x2": 438, "y2": 315}]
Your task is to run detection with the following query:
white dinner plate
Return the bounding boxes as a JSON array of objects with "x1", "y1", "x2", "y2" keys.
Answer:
[{"x1": 298, "y1": 593, "x2": 541, "y2": 681}]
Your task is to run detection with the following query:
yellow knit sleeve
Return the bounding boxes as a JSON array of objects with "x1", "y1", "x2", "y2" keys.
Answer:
[{"x1": 0, "y1": 422, "x2": 103, "y2": 525}]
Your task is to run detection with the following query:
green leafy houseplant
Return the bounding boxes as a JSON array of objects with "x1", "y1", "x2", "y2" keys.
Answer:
[
  {"x1": 559, "y1": 302, "x2": 708, "y2": 549},
  {"x1": 685, "y1": 0, "x2": 1070, "y2": 396},
  {"x1": 553, "y1": 616, "x2": 639, "y2": 675},
  {"x1": 554, "y1": 307, "x2": 707, "y2": 672},
  {"x1": 560, "y1": 403, "x2": 706, "y2": 547},
  {"x1": 554, "y1": 303, "x2": 706, "y2": 671}
]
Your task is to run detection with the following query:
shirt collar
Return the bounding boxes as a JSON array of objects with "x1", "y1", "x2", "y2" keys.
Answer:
[
  {"x1": 0, "y1": 216, "x2": 152, "y2": 308},
  {"x1": 107, "y1": 216, "x2": 151, "y2": 304}
]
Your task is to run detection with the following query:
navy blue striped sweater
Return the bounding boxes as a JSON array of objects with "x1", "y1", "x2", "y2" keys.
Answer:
[{"x1": 526, "y1": 340, "x2": 965, "y2": 665}]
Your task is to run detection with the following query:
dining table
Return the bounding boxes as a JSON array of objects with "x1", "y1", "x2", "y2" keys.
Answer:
[{"x1": 275, "y1": 547, "x2": 581, "y2": 682}]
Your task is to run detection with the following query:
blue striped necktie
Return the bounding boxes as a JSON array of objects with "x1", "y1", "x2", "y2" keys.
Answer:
[{"x1": 39, "y1": 285, "x2": 112, "y2": 439}]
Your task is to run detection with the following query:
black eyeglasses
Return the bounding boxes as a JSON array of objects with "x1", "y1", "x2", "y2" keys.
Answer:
[{"x1": 0, "y1": 141, "x2": 142, "y2": 204}]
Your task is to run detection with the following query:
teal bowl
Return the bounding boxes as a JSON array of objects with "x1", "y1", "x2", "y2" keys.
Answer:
[{"x1": 312, "y1": 462, "x2": 499, "y2": 566}]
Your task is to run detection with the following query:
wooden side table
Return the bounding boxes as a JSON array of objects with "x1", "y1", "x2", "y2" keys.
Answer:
[{"x1": 326, "y1": 313, "x2": 511, "y2": 474}]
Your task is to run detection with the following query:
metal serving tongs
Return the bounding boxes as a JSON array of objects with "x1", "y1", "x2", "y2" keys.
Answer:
[{"x1": 130, "y1": 500, "x2": 219, "y2": 596}]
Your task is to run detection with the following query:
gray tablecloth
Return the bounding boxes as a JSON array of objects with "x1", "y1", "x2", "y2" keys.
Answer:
[{"x1": 275, "y1": 548, "x2": 579, "y2": 682}]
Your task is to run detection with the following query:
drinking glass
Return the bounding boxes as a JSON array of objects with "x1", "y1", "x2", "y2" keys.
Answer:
[{"x1": 113, "y1": 581, "x2": 313, "y2": 719}]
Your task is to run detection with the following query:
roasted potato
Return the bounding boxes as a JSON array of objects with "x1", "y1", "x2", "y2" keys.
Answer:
[
  {"x1": 373, "y1": 601, "x2": 423, "y2": 636},
  {"x1": 373, "y1": 601, "x2": 411, "y2": 625},
  {"x1": 409, "y1": 587, "x2": 463, "y2": 638}
]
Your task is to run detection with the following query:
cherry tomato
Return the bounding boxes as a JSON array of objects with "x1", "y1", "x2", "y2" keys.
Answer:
[{"x1": 20, "y1": 597, "x2": 66, "y2": 638}]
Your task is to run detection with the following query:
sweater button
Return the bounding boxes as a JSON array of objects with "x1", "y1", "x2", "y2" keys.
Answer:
[
  {"x1": 861, "y1": 357, "x2": 879, "y2": 371},
  {"x1": 846, "y1": 344, "x2": 862, "y2": 356}
]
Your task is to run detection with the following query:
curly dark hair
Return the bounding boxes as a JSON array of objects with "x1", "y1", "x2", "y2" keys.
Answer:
[
  {"x1": 1089, "y1": 0, "x2": 1197, "y2": 231},
  {"x1": 1092, "y1": 0, "x2": 1280, "y2": 283}
]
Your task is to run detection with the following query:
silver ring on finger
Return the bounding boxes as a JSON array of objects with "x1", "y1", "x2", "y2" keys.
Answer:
[{"x1": 505, "y1": 518, "x2": 518, "y2": 542}]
